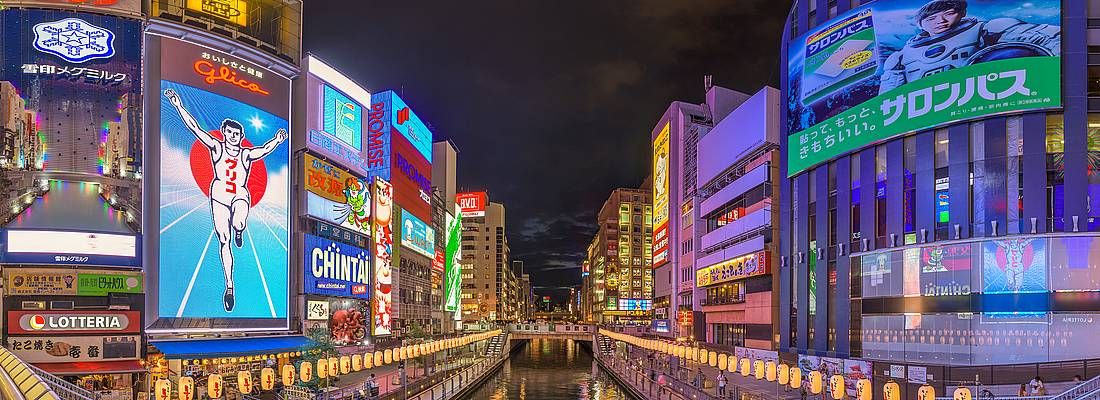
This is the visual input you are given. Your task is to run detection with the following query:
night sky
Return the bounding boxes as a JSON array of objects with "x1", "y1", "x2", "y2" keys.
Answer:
[{"x1": 303, "y1": 1, "x2": 790, "y2": 304}]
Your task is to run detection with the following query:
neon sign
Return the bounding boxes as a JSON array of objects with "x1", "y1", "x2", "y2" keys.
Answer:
[{"x1": 193, "y1": 60, "x2": 270, "y2": 95}]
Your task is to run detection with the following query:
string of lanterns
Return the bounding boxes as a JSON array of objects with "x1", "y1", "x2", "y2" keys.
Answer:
[
  {"x1": 152, "y1": 329, "x2": 502, "y2": 399},
  {"x1": 598, "y1": 329, "x2": 974, "y2": 400}
]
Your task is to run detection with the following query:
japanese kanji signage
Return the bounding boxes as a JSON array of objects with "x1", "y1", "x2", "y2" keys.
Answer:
[
  {"x1": 304, "y1": 152, "x2": 371, "y2": 236},
  {"x1": 786, "y1": 0, "x2": 1062, "y2": 176},
  {"x1": 4, "y1": 268, "x2": 143, "y2": 296},
  {"x1": 6, "y1": 335, "x2": 139, "y2": 363}
]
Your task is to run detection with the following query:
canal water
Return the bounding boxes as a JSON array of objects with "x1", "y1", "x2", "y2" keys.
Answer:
[{"x1": 460, "y1": 338, "x2": 636, "y2": 400}]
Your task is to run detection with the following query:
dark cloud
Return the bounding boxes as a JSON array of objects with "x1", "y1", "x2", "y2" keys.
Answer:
[{"x1": 304, "y1": 0, "x2": 790, "y2": 304}]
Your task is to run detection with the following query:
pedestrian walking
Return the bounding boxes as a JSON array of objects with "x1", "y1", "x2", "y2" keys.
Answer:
[{"x1": 717, "y1": 371, "x2": 728, "y2": 397}]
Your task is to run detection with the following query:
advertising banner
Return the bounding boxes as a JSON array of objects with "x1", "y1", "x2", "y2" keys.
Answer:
[
  {"x1": 433, "y1": 248, "x2": 445, "y2": 272},
  {"x1": 303, "y1": 55, "x2": 372, "y2": 176},
  {"x1": 7, "y1": 335, "x2": 139, "y2": 363},
  {"x1": 372, "y1": 178, "x2": 394, "y2": 335},
  {"x1": 400, "y1": 209, "x2": 435, "y2": 258},
  {"x1": 362, "y1": 91, "x2": 433, "y2": 221},
  {"x1": 457, "y1": 192, "x2": 487, "y2": 218},
  {"x1": 786, "y1": 0, "x2": 1062, "y2": 176},
  {"x1": 328, "y1": 298, "x2": 368, "y2": 346},
  {"x1": 308, "y1": 218, "x2": 369, "y2": 249},
  {"x1": 5, "y1": 268, "x2": 142, "y2": 296},
  {"x1": 8, "y1": 310, "x2": 141, "y2": 335},
  {"x1": 652, "y1": 122, "x2": 671, "y2": 267},
  {"x1": 303, "y1": 234, "x2": 370, "y2": 299},
  {"x1": 695, "y1": 251, "x2": 768, "y2": 287},
  {"x1": 303, "y1": 153, "x2": 370, "y2": 235},
  {"x1": 5, "y1": 0, "x2": 143, "y2": 16},
  {"x1": 392, "y1": 132, "x2": 432, "y2": 220},
  {"x1": 153, "y1": 34, "x2": 290, "y2": 329},
  {"x1": 306, "y1": 300, "x2": 329, "y2": 320},
  {"x1": 982, "y1": 238, "x2": 1047, "y2": 294},
  {"x1": 0, "y1": 9, "x2": 143, "y2": 263},
  {"x1": 443, "y1": 212, "x2": 463, "y2": 313}
]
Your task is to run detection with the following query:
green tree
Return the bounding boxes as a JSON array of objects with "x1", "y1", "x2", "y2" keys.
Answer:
[{"x1": 295, "y1": 325, "x2": 338, "y2": 390}]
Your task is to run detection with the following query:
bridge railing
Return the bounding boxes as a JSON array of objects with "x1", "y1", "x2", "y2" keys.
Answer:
[{"x1": 506, "y1": 323, "x2": 594, "y2": 334}]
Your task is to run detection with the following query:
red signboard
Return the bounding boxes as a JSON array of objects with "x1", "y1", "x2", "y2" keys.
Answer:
[
  {"x1": 433, "y1": 249, "x2": 446, "y2": 272},
  {"x1": 390, "y1": 133, "x2": 432, "y2": 221},
  {"x1": 8, "y1": 310, "x2": 142, "y2": 335},
  {"x1": 457, "y1": 192, "x2": 487, "y2": 217}
]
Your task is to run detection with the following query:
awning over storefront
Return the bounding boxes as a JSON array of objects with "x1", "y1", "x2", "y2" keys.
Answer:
[
  {"x1": 36, "y1": 360, "x2": 146, "y2": 375},
  {"x1": 150, "y1": 336, "x2": 313, "y2": 359}
]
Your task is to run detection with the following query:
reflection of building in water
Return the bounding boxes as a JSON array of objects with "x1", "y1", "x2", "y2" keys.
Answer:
[{"x1": 0, "y1": 81, "x2": 41, "y2": 171}]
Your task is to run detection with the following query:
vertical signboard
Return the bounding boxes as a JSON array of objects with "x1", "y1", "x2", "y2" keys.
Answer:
[
  {"x1": 367, "y1": 91, "x2": 432, "y2": 221},
  {"x1": 151, "y1": 34, "x2": 290, "y2": 330},
  {"x1": 372, "y1": 177, "x2": 394, "y2": 335},
  {"x1": 303, "y1": 153, "x2": 370, "y2": 235},
  {"x1": 443, "y1": 212, "x2": 463, "y2": 313},
  {"x1": 0, "y1": 9, "x2": 143, "y2": 266},
  {"x1": 652, "y1": 122, "x2": 671, "y2": 268}
]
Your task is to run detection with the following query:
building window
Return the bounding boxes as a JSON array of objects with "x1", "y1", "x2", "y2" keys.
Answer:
[
  {"x1": 704, "y1": 282, "x2": 745, "y2": 306},
  {"x1": 1047, "y1": 114, "x2": 1065, "y2": 232},
  {"x1": 712, "y1": 323, "x2": 746, "y2": 347},
  {"x1": 934, "y1": 129, "x2": 950, "y2": 241}
]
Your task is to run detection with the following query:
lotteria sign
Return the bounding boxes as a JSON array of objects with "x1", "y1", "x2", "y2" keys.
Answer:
[
  {"x1": 8, "y1": 311, "x2": 141, "y2": 335},
  {"x1": 304, "y1": 234, "x2": 370, "y2": 299}
]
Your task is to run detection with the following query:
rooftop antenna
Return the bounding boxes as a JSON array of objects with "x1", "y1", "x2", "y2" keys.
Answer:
[{"x1": 704, "y1": 75, "x2": 714, "y2": 92}]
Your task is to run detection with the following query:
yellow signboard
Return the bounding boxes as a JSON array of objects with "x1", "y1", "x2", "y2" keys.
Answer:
[
  {"x1": 652, "y1": 122, "x2": 671, "y2": 267},
  {"x1": 304, "y1": 153, "x2": 356, "y2": 203},
  {"x1": 696, "y1": 251, "x2": 768, "y2": 287},
  {"x1": 186, "y1": 0, "x2": 249, "y2": 27}
]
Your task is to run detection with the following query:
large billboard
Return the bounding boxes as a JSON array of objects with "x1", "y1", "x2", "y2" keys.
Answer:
[
  {"x1": 303, "y1": 234, "x2": 370, "y2": 299},
  {"x1": 443, "y1": 211, "x2": 463, "y2": 313},
  {"x1": 372, "y1": 177, "x2": 394, "y2": 335},
  {"x1": 400, "y1": 209, "x2": 435, "y2": 258},
  {"x1": 151, "y1": 34, "x2": 291, "y2": 331},
  {"x1": 457, "y1": 192, "x2": 487, "y2": 218},
  {"x1": 0, "y1": 10, "x2": 143, "y2": 266},
  {"x1": 652, "y1": 122, "x2": 671, "y2": 268},
  {"x1": 786, "y1": 0, "x2": 1061, "y2": 176},
  {"x1": 303, "y1": 153, "x2": 370, "y2": 235},
  {"x1": 303, "y1": 55, "x2": 372, "y2": 177},
  {"x1": 366, "y1": 91, "x2": 432, "y2": 221}
]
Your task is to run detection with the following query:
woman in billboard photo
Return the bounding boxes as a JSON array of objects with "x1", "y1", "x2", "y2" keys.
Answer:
[
  {"x1": 163, "y1": 87, "x2": 288, "y2": 312},
  {"x1": 373, "y1": 180, "x2": 394, "y2": 334}
]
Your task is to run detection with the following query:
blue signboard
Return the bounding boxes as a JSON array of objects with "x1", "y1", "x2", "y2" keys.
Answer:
[
  {"x1": 322, "y1": 85, "x2": 362, "y2": 150},
  {"x1": 400, "y1": 210, "x2": 435, "y2": 258},
  {"x1": 304, "y1": 234, "x2": 371, "y2": 299},
  {"x1": 373, "y1": 91, "x2": 433, "y2": 163},
  {"x1": 654, "y1": 319, "x2": 670, "y2": 333}
]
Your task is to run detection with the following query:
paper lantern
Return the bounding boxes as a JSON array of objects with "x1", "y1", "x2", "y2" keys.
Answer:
[
  {"x1": 178, "y1": 377, "x2": 195, "y2": 400},
  {"x1": 728, "y1": 357, "x2": 738, "y2": 373},
  {"x1": 698, "y1": 348, "x2": 707, "y2": 363},
  {"x1": 708, "y1": 351, "x2": 717, "y2": 367},
  {"x1": 340, "y1": 356, "x2": 351, "y2": 375},
  {"x1": 373, "y1": 351, "x2": 382, "y2": 366},
  {"x1": 237, "y1": 371, "x2": 253, "y2": 394},
  {"x1": 328, "y1": 357, "x2": 339, "y2": 376},
  {"x1": 765, "y1": 361, "x2": 777, "y2": 382},
  {"x1": 918, "y1": 384, "x2": 936, "y2": 400},
  {"x1": 953, "y1": 387, "x2": 972, "y2": 400},
  {"x1": 154, "y1": 379, "x2": 171, "y2": 400},
  {"x1": 352, "y1": 354, "x2": 362, "y2": 372},
  {"x1": 778, "y1": 364, "x2": 790, "y2": 385},
  {"x1": 754, "y1": 360, "x2": 765, "y2": 380},
  {"x1": 790, "y1": 367, "x2": 803, "y2": 389},
  {"x1": 384, "y1": 349, "x2": 393, "y2": 364},
  {"x1": 717, "y1": 353, "x2": 728, "y2": 370},
  {"x1": 856, "y1": 379, "x2": 872, "y2": 400},
  {"x1": 740, "y1": 358, "x2": 751, "y2": 377},
  {"x1": 884, "y1": 381, "x2": 901, "y2": 400},
  {"x1": 207, "y1": 374, "x2": 223, "y2": 399},
  {"x1": 830, "y1": 375, "x2": 846, "y2": 399},
  {"x1": 808, "y1": 371, "x2": 823, "y2": 394},
  {"x1": 317, "y1": 358, "x2": 328, "y2": 379},
  {"x1": 261, "y1": 367, "x2": 275, "y2": 391},
  {"x1": 282, "y1": 364, "x2": 296, "y2": 387},
  {"x1": 300, "y1": 361, "x2": 313, "y2": 382}
]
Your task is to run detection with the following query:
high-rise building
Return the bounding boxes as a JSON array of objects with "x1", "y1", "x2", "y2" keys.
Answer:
[
  {"x1": 651, "y1": 85, "x2": 751, "y2": 338},
  {"x1": 779, "y1": 0, "x2": 1084, "y2": 395},
  {"x1": 459, "y1": 199, "x2": 516, "y2": 324},
  {"x1": 585, "y1": 185, "x2": 653, "y2": 325},
  {"x1": 694, "y1": 87, "x2": 780, "y2": 350}
]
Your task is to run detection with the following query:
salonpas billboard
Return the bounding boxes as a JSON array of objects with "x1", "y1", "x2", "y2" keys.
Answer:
[{"x1": 786, "y1": 0, "x2": 1061, "y2": 176}]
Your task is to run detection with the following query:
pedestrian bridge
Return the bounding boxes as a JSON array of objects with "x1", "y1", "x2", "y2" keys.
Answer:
[{"x1": 506, "y1": 324, "x2": 595, "y2": 341}]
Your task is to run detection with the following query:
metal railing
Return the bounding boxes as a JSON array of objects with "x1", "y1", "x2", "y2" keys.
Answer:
[
  {"x1": 1051, "y1": 374, "x2": 1100, "y2": 400},
  {"x1": 25, "y1": 365, "x2": 100, "y2": 400},
  {"x1": 0, "y1": 346, "x2": 62, "y2": 400}
]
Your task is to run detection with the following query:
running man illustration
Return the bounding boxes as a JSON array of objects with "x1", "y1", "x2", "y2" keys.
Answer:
[
  {"x1": 879, "y1": 0, "x2": 1061, "y2": 94},
  {"x1": 164, "y1": 88, "x2": 287, "y2": 312}
]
